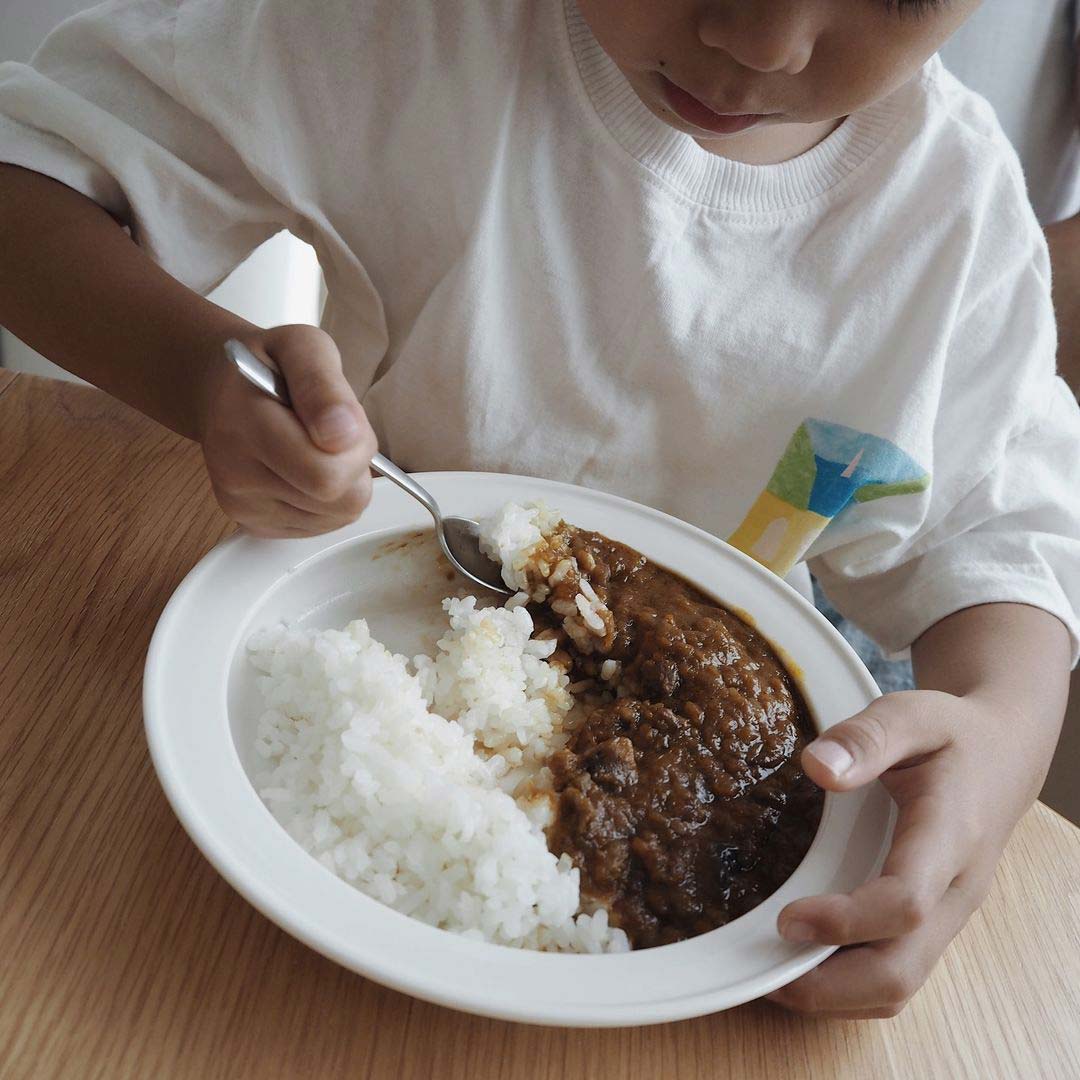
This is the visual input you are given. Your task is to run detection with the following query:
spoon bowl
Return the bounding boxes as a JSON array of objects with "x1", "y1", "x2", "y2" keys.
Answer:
[{"x1": 440, "y1": 516, "x2": 510, "y2": 594}]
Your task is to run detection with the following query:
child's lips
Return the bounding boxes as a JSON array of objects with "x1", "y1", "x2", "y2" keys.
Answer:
[{"x1": 658, "y1": 75, "x2": 770, "y2": 135}]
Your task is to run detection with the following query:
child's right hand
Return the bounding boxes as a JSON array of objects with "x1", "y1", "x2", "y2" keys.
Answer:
[{"x1": 200, "y1": 325, "x2": 378, "y2": 538}]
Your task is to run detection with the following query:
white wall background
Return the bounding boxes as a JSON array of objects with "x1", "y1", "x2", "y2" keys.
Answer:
[{"x1": 0, "y1": 0, "x2": 323, "y2": 381}]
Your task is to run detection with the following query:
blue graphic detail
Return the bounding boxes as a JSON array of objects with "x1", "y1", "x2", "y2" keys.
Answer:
[{"x1": 803, "y1": 419, "x2": 929, "y2": 517}]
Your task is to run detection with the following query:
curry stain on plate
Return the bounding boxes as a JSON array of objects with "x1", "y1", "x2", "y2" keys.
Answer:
[{"x1": 371, "y1": 528, "x2": 429, "y2": 560}]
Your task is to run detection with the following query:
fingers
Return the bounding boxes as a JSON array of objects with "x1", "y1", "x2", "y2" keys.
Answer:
[
  {"x1": 202, "y1": 329, "x2": 378, "y2": 536},
  {"x1": 241, "y1": 499, "x2": 352, "y2": 539},
  {"x1": 768, "y1": 691, "x2": 1008, "y2": 1018},
  {"x1": 263, "y1": 325, "x2": 373, "y2": 454},
  {"x1": 768, "y1": 941, "x2": 922, "y2": 1018},
  {"x1": 783, "y1": 697, "x2": 970, "y2": 948},
  {"x1": 246, "y1": 452, "x2": 373, "y2": 524},
  {"x1": 209, "y1": 415, "x2": 371, "y2": 535},
  {"x1": 226, "y1": 384, "x2": 368, "y2": 499},
  {"x1": 767, "y1": 879, "x2": 981, "y2": 1018},
  {"x1": 212, "y1": 482, "x2": 356, "y2": 538},
  {"x1": 801, "y1": 690, "x2": 956, "y2": 791},
  {"x1": 261, "y1": 428, "x2": 373, "y2": 511},
  {"x1": 779, "y1": 780, "x2": 963, "y2": 946}
]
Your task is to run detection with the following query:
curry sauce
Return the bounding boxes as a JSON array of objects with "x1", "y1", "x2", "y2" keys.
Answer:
[{"x1": 536, "y1": 530, "x2": 824, "y2": 949}]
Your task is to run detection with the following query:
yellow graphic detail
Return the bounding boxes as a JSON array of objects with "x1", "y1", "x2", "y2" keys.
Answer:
[{"x1": 727, "y1": 490, "x2": 830, "y2": 577}]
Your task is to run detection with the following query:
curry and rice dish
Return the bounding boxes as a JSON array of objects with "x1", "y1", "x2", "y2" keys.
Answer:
[{"x1": 249, "y1": 502, "x2": 824, "y2": 953}]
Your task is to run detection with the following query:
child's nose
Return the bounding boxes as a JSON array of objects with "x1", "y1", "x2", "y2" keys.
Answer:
[{"x1": 697, "y1": 3, "x2": 816, "y2": 76}]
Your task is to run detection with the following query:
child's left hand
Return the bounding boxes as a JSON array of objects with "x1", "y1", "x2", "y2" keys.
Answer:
[{"x1": 765, "y1": 687, "x2": 1048, "y2": 1019}]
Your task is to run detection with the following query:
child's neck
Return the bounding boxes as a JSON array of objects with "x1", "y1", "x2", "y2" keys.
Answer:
[{"x1": 694, "y1": 116, "x2": 844, "y2": 165}]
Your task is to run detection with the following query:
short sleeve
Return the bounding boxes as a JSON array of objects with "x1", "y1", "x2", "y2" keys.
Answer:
[
  {"x1": 812, "y1": 379, "x2": 1080, "y2": 666},
  {"x1": 0, "y1": 0, "x2": 298, "y2": 294},
  {"x1": 809, "y1": 149, "x2": 1080, "y2": 668}
]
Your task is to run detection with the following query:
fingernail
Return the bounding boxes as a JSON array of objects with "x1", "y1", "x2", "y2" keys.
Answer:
[
  {"x1": 315, "y1": 406, "x2": 360, "y2": 445},
  {"x1": 781, "y1": 920, "x2": 817, "y2": 944},
  {"x1": 806, "y1": 740, "x2": 853, "y2": 778}
]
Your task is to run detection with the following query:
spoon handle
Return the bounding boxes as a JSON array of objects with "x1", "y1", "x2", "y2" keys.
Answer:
[
  {"x1": 224, "y1": 338, "x2": 442, "y2": 522},
  {"x1": 225, "y1": 338, "x2": 292, "y2": 404},
  {"x1": 367, "y1": 453, "x2": 441, "y2": 521}
]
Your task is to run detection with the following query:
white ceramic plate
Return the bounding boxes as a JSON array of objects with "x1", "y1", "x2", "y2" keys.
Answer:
[{"x1": 144, "y1": 472, "x2": 895, "y2": 1027}]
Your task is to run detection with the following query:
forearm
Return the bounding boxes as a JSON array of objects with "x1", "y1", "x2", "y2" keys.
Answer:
[
  {"x1": 0, "y1": 164, "x2": 253, "y2": 440},
  {"x1": 1045, "y1": 212, "x2": 1080, "y2": 397},
  {"x1": 911, "y1": 602, "x2": 1071, "y2": 798}
]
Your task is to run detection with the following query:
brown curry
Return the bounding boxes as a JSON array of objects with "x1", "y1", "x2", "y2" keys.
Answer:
[{"x1": 533, "y1": 528, "x2": 824, "y2": 950}]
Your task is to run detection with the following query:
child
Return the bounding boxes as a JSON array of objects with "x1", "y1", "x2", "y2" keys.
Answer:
[{"x1": 1, "y1": 0, "x2": 1078, "y2": 1018}]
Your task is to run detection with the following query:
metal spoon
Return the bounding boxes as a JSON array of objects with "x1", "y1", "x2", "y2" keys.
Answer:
[{"x1": 224, "y1": 339, "x2": 510, "y2": 595}]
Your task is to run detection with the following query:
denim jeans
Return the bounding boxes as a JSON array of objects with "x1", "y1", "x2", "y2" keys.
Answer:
[{"x1": 810, "y1": 576, "x2": 915, "y2": 694}]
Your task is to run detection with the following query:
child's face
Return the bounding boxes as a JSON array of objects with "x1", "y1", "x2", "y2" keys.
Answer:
[{"x1": 577, "y1": 0, "x2": 978, "y2": 142}]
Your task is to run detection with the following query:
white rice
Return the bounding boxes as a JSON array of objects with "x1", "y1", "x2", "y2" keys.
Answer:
[
  {"x1": 480, "y1": 500, "x2": 613, "y2": 652},
  {"x1": 413, "y1": 596, "x2": 573, "y2": 770},
  {"x1": 248, "y1": 512, "x2": 629, "y2": 952},
  {"x1": 477, "y1": 500, "x2": 563, "y2": 595}
]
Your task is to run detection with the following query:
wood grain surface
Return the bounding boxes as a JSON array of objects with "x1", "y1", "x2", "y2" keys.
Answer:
[{"x1": 2, "y1": 372, "x2": 1079, "y2": 1080}]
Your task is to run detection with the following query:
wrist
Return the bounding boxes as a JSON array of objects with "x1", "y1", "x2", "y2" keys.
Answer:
[{"x1": 189, "y1": 321, "x2": 259, "y2": 444}]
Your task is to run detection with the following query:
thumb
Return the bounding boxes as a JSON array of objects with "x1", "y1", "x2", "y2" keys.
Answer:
[
  {"x1": 802, "y1": 691, "x2": 952, "y2": 791},
  {"x1": 267, "y1": 326, "x2": 364, "y2": 453}
]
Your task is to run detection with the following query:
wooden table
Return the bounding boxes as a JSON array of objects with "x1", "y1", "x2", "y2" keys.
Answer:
[{"x1": 2, "y1": 370, "x2": 1079, "y2": 1080}]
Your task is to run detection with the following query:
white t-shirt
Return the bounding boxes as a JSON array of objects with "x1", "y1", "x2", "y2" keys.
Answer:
[{"x1": 2, "y1": 0, "x2": 1079, "y2": 662}]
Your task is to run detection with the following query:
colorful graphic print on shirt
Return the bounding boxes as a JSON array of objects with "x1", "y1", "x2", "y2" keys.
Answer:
[{"x1": 728, "y1": 419, "x2": 930, "y2": 577}]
